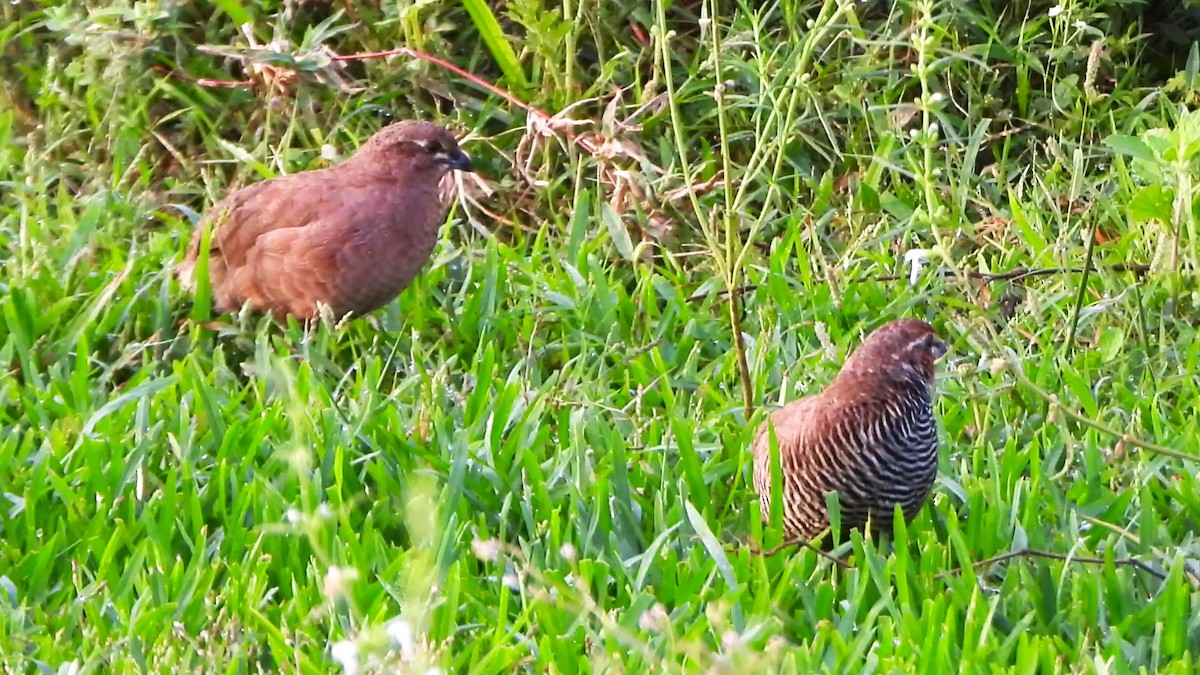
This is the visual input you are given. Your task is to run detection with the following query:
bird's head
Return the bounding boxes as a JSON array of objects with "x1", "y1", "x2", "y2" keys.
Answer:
[
  {"x1": 836, "y1": 318, "x2": 947, "y2": 392},
  {"x1": 356, "y1": 120, "x2": 474, "y2": 176}
]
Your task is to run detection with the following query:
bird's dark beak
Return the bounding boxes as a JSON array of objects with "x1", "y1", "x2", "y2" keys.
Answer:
[{"x1": 442, "y1": 148, "x2": 474, "y2": 172}]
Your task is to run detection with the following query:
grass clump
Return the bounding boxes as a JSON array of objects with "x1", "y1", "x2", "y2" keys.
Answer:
[{"x1": 3, "y1": 0, "x2": 1200, "y2": 671}]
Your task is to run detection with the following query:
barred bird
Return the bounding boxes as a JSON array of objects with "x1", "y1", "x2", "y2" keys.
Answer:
[
  {"x1": 177, "y1": 120, "x2": 474, "y2": 322},
  {"x1": 752, "y1": 319, "x2": 948, "y2": 540}
]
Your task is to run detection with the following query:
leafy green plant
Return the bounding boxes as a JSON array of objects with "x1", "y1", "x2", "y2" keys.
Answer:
[
  {"x1": 2, "y1": 0, "x2": 1200, "y2": 672},
  {"x1": 1106, "y1": 106, "x2": 1200, "y2": 275}
]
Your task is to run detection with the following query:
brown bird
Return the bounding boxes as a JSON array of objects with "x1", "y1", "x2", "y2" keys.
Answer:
[
  {"x1": 752, "y1": 318, "x2": 948, "y2": 540},
  {"x1": 177, "y1": 120, "x2": 474, "y2": 321}
]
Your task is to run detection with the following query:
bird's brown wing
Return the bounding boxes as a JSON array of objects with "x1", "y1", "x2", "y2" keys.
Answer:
[
  {"x1": 226, "y1": 222, "x2": 343, "y2": 319},
  {"x1": 752, "y1": 396, "x2": 845, "y2": 537},
  {"x1": 179, "y1": 171, "x2": 347, "y2": 315},
  {"x1": 751, "y1": 396, "x2": 821, "y2": 497},
  {"x1": 207, "y1": 174, "x2": 336, "y2": 268}
]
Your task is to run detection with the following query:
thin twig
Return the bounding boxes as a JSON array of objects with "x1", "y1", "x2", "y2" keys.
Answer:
[
  {"x1": 687, "y1": 283, "x2": 759, "y2": 304},
  {"x1": 1003, "y1": 355, "x2": 1194, "y2": 461},
  {"x1": 332, "y1": 47, "x2": 599, "y2": 154},
  {"x1": 934, "y1": 547, "x2": 1168, "y2": 581},
  {"x1": 728, "y1": 287, "x2": 755, "y2": 420},
  {"x1": 734, "y1": 536, "x2": 852, "y2": 569},
  {"x1": 157, "y1": 46, "x2": 601, "y2": 154},
  {"x1": 617, "y1": 339, "x2": 663, "y2": 367},
  {"x1": 741, "y1": 538, "x2": 1175, "y2": 583},
  {"x1": 1081, "y1": 515, "x2": 1200, "y2": 588},
  {"x1": 684, "y1": 262, "x2": 1152, "y2": 303},
  {"x1": 151, "y1": 65, "x2": 253, "y2": 88},
  {"x1": 1063, "y1": 206, "x2": 1106, "y2": 358},
  {"x1": 865, "y1": 262, "x2": 1151, "y2": 284}
]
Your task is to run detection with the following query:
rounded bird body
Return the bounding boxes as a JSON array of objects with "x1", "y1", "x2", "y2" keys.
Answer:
[
  {"x1": 752, "y1": 319, "x2": 947, "y2": 540},
  {"x1": 177, "y1": 120, "x2": 474, "y2": 321}
]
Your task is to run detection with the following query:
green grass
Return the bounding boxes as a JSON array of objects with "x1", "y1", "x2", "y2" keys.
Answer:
[{"x1": 3, "y1": 0, "x2": 1200, "y2": 672}]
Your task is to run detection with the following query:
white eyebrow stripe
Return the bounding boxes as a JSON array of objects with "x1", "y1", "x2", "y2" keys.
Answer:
[{"x1": 900, "y1": 335, "x2": 930, "y2": 353}]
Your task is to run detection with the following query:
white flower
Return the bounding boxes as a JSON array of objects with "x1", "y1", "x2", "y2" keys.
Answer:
[
  {"x1": 559, "y1": 543, "x2": 577, "y2": 562},
  {"x1": 501, "y1": 571, "x2": 522, "y2": 591},
  {"x1": 471, "y1": 538, "x2": 501, "y2": 562},
  {"x1": 285, "y1": 508, "x2": 302, "y2": 524},
  {"x1": 904, "y1": 249, "x2": 932, "y2": 285},
  {"x1": 385, "y1": 618, "x2": 417, "y2": 661},
  {"x1": 323, "y1": 566, "x2": 359, "y2": 601},
  {"x1": 930, "y1": 92, "x2": 945, "y2": 104},
  {"x1": 639, "y1": 603, "x2": 669, "y2": 632},
  {"x1": 331, "y1": 640, "x2": 360, "y2": 675},
  {"x1": 1048, "y1": 4, "x2": 1063, "y2": 17}
]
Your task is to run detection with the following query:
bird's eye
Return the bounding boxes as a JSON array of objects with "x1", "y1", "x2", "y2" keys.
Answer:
[
  {"x1": 425, "y1": 140, "x2": 445, "y2": 154},
  {"x1": 926, "y1": 335, "x2": 948, "y2": 358}
]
